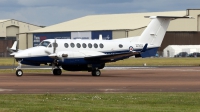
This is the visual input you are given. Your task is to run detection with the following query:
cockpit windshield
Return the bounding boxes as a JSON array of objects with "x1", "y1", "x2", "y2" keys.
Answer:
[{"x1": 38, "y1": 41, "x2": 50, "y2": 47}]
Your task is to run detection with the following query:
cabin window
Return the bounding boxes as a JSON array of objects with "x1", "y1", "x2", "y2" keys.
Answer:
[
  {"x1": 64, "y1": 43, "x2": 69, "y2": 48},
  {"x1": 119, "y1": 44, "x2": 123, "y2": 48},
  {"x1": 70, "y1": 43, "x2": 75, "y2": 48},
  {"x1": 99, "y1": 43, "x2": 104, "y2": 48},
  {"x1": 88, "y1": 43, "x2": 92, "y2": 48},
  {"x1": 94, "y1": 43, "x2": 98, "y2": 48},
  {"x1": 77, "y1": 43, "x2": 81, "y2": 48},
  {"x1": 82, "y1": 43, "x2": 87, "y2": 48}
]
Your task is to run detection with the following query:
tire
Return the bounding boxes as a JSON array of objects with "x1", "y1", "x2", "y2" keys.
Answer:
[
  {"x1": 92, "y1": 70, "x2": 101, "y2": 76},
  {"x1": 16, "y1": 69, "x2": 23, "y2": 77},
  {"x1": 53, "y1": 69, "x2": 62, "y2": 75}
]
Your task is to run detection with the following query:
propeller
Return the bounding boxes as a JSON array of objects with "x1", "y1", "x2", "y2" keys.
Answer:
[
  {"x1": 45, "y1": 39, "x2": 67, "y2": 64},
  {"x1": 12, "y1": 58, "x2": 16, "y2": 70},
  {"x1": 50, "y1": 38, "x2": 63, "y2": 68},
  {"x1": 7, "y1": 40, "x2": 18, "y2": 53},
  {"x1": 53, "y1": 39, "x2": 58, "y2": 53}
]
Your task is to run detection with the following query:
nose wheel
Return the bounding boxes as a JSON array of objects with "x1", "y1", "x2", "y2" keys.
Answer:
[
  {"x1": 16, "y1": 69, "x2": 23, "y2": 77},
  {"x1": 15, "y1": 60, "x2": 23, "y2": 77}
]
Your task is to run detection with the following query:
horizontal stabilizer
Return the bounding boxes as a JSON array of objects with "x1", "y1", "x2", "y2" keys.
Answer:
[{"x1": 145, "y1": 16, "x2": 194, "y2": 19}]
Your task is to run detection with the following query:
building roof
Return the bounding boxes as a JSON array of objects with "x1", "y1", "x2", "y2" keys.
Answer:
[
  {"x1": 0, "y1": 19, "x2": 11, "y2": 23},
  {"x1": 0, "y1": 19, "x2": 42, "y2": 27},
  {"x1": 0, "y1": 19, "x2": 43, "y2": 37},
  {"x1": 30, "y1": 11, "x2": 187, "y2": 33}
]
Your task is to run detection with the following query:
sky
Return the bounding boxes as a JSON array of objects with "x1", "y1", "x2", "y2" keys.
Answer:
[{"x1": 0, "y1": 0, "x2": 199, "y2": 26}]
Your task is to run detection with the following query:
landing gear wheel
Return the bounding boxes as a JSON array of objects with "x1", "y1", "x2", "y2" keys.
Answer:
[
  {"x1": 53, "y1": 69, "x2": 62, "y2": 75},
  {"x1": 16, "y1": 69, "x2": 23, "y2": 77},
  {"x1": 92, "y1": 70, "x2": 101, "y2": 76}
]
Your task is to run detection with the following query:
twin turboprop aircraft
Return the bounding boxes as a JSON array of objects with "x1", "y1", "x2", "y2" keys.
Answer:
[{"x1": 9, "y1": 16, "x2": 192, "y2": 76}]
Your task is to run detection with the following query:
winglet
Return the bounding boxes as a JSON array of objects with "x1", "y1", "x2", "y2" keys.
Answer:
[{"x1": 141, "y1": 44, "x2": 148, "y2": 52}]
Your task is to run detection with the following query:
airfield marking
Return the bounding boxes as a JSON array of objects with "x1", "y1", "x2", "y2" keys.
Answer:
[{"x1": 0, "y1": 88, "x2": 13, "y2": 92}]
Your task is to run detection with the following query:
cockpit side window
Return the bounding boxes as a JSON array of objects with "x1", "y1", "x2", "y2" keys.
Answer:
[
  {"x1": 39, "y1": 41, "x2": 50, "y2": 47},
  {"x1": 48, "y1": 44, "x2": 52, "y2": 48}
]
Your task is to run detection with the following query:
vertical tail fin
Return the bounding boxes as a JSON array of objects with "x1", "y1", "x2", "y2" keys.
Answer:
[
  {"x1": 135, "y1": 16, "x2": 193, "y2": 58},
  {"x1": 138, "y1": 16, "x2": 193, "y2": 47},
  {"x1": 139, "y1": 16, "x2": 170, "y2": 46}
]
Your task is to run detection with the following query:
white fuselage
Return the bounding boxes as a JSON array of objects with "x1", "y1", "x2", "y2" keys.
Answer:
[{"x1": 15, "y1": 39, "x2": 147, "y2": 59}]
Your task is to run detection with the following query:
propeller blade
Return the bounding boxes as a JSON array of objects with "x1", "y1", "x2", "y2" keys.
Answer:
[
  {"x1": 7, "y1": 47, "x2": 14, "y2": 53},
  {"x1": 53, "y1": 39, "x2": 58, "y2": 53},
  {"x1": 7, "y1": 41, "x2": 18, "y2": 53}
]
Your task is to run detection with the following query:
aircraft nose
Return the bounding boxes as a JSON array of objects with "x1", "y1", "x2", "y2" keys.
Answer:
[
  {"x1": 14, "y1": 52, "x2": 24, "y2": 58},
  {"x1": 14, "y1": 47, "x2": 47, "y2": 58}
]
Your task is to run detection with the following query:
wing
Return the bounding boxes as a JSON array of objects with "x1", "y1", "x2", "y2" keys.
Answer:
[
  {"x1": 84, "y1": 51, "x2": 140, "y2": 61},
  {"x1": 84, "y1": 44, "x2": 148, "y2": 62},
  {"x1": 85, "y1": 44, "x2": 148, "y2": 62}
]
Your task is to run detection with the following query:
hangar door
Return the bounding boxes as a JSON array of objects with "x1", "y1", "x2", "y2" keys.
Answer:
[{"x1": 6, "y1": 25, "x2": 19, "y2": 37}]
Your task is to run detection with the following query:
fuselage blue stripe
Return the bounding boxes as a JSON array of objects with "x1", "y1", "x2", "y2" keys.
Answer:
[{"x1": 17, "y1": 47, "x2": 158, "y2": 66}]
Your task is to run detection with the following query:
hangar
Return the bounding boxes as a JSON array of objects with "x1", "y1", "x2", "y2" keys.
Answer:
[
  {"x1": 0, "y1": 19, "x2": 42, "y2": 57},
  {"x1": 18, "y1": 9, "x2": 200, "y2": 56}
]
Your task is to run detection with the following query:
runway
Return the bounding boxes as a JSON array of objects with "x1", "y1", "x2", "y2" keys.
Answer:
[{"x1": 0, "y1": 66, "x2": 200, "y2": 94}]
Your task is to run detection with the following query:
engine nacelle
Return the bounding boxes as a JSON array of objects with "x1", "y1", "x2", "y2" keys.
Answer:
[{"x1": 56, "y1": 51, "x2": 85, "y2": 58}]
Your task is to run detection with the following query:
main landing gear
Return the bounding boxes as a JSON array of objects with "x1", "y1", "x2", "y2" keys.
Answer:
[
  {"x1": 91, "y1": 69, "x2": 101, "y2": 76},
  {"x1": 53, "y1": 68, "x2": 62, "y2": 75},
  {"x1": 52, "y1": 61, "x2": 62, "y2": 76}
]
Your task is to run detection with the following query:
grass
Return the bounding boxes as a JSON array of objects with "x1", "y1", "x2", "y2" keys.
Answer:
[
  {"x1": 0, "y1": 93, "x2": 200, "y2": 112},
  {"x1": 0, "y1": 58, "x2": 16, "y2": 66},
  {"x1": 1, "y1": 58, "x2": 200, "y2": 111},
  {"x1": 1, "y1": 57, "x2": 200, "y2": 66}
]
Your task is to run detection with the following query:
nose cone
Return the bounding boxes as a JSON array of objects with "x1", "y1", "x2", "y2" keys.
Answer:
[
  {"x1": 14, "y1": 51, "x2": 26, "y2": 58},
  {"x1": 14, "y1": 47, "x2": 47, "y2": 58}
]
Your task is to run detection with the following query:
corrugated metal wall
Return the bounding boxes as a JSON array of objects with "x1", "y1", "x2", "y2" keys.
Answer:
[{"x1": 159, "y1": 32, "x2": 200, "y2": 55}]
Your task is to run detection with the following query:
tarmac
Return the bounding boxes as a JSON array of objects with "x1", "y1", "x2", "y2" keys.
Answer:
[{"x1": 0, "y1": 66, "x2": 200, "y2": 94}]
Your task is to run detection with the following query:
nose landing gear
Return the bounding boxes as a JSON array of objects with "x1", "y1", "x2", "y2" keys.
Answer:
[
  {"x1": 16, "y1": 61, "x2": 23, "y2": 77},
  {"x1": 16, "y1": 69, "x2": 23, "y2": 77}
]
